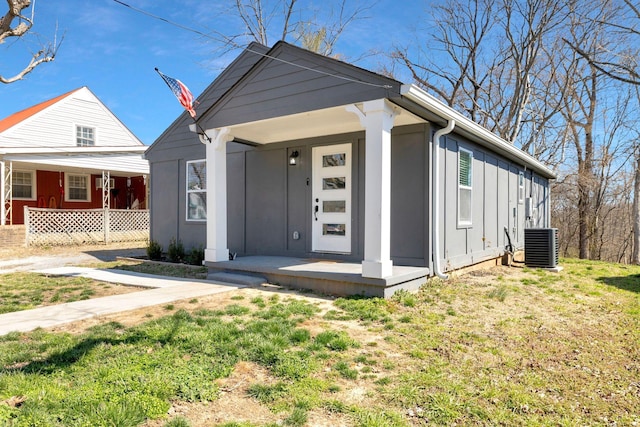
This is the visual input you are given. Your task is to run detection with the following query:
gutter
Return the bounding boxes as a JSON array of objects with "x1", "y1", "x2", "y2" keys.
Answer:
[
  {"x1": 400, "y1": 85, "x2": 556, "y2": 180},
  {"x1": 431, "y1": 120, "x2": 455, "y2": 280}
]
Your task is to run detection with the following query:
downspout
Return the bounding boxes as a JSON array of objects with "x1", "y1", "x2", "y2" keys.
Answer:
[{"x1": 432, "y1": 119, "x2": 455, "y2": 279}]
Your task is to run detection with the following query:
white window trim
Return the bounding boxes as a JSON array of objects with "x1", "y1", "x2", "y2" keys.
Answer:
[
  {"x1": 65, "y1": 173, "x2": 92, "y2": 202},
  {"x1": 458, "y1": 147, "x2": 473, "y2": 227},
  {"x1": 12, "y1": 169, "x2": 36, "y2": 201},
  {"x1": 76, "y1": 125, "x2": 96, "y2": 147},
  {"x1": 518, "y1": 171, "x2": 525, "y2": 204},
  {"x1": 186, "y1": 159, "x2": 206, "y2": 222}
]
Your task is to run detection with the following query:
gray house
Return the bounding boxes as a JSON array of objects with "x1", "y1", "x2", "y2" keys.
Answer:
[{"x1": 145, "y1": 41, "x2": 555, "y2": 297}]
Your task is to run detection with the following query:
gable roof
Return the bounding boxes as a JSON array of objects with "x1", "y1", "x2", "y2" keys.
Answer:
[
  {"x1": 0, "y1": 88, "x2": 81, "y2": 133},
  {"x1": 145, "y1": 42, "x2": 271, "y2": 159},
  {"x1": 197, "y1": 41, "x2": 401, "y2": 130},
  {"x1": 0, "y1": 86, "x2": 144, "y2": 148}
]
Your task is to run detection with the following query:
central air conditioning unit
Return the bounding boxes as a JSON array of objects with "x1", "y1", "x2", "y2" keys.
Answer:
[{"x1": 524, "y1": 228, "x2": 558, "y2": 268}]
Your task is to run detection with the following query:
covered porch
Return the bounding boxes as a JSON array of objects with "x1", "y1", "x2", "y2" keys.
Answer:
[
  {"x1": 1, "y1": 146, "x2": 149, "y2": 225},
  {"x1": 207, "y1": 255, "x2": 429, "y2": 298},
  {"x1": 198, "y1": 98, "x2": 428, "y2": 287},
  {"x1": 196, "y1": 96, "x2": 440, "y2": 297}
]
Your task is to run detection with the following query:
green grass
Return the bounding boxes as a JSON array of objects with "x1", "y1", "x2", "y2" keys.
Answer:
[
  {"x1": 0, "y1": 273, "x2": 104, "y2": 314},
  {"x1": 108, "y1": 259, "x2": 208, "y2": 279},
  {"x1": 1, "y1": 258, "x2": 640, "y2": 426}
]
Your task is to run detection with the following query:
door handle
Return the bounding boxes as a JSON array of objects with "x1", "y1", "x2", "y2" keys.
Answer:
[{"x1": 314, "y1": 204, "x2": 319, "y2": 221}]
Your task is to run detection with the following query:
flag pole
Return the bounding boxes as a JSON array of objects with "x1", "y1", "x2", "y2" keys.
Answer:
[
  {"x1": 155, "y1": 67, "x2": 212, "y2": 143},
  {"x1": 194, "y1": 122, "x2": 213, "y2": 144}
]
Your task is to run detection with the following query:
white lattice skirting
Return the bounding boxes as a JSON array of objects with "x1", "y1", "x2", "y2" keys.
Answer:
[{"x1": 24, "y1": 207, "x2": 149, "y2": 246}]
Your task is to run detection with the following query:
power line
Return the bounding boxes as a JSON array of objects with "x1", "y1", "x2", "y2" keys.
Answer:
[
  {"x1": 111, "y1": 0, "x2": 394, "y2": 90},
  {"x1": 112, "y1": 0, "x2": 211, "y2": 40}
]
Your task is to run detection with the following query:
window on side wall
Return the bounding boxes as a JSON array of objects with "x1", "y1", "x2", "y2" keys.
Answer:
[
  {"x1": 12, "y1": 170, "x2": 36, "y2": 200},
  {"x1": 66, "y1": 174, "x2": 91, "y2": 202},
  {"x1": 458, "y1": 147, "x2": 473, "y2": 226},
  {"x1": 518, "y1": 171, "x2": 525, "y2": 203},
  {"x1": 186, "y1": 160, "x2": 206, "y2": 221},
  {"x1": 76, "y1": 126, "x2": 95, "y2": 147}
]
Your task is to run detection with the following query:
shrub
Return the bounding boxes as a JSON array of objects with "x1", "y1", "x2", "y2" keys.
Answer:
[
  {"x1": 186, "y1": 245, "x2": 205, "y2": 265},
  {"x1": 147, "y1": 240, "x2": 163, "y2": 260},
  {"x1": 167, "y1": 237, "x2": 185, "y2": 263}
]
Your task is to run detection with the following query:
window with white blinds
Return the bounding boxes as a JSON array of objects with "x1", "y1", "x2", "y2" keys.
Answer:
[
  {"x1": 458, "y1": 148, "x2": 473, "y2": 226},
  {"x1": 186, "y1": 160, "x2": 206, "y2": 221}
]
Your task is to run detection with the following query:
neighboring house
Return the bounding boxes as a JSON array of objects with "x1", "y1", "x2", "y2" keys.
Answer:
[
  {"x1": 146, "y1": 41, "x2": 555, "y2": 296},
  {"x1": 0, "y1": 87, "x2": 149, "y2": 225}
]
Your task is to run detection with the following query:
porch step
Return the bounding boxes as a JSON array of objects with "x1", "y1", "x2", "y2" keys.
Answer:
[{"x1": 207, "y1": 272, "x2": 268, "y2": 287}]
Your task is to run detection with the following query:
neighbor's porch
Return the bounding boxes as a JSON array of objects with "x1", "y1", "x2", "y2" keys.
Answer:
[{"x1": 206, "y1": 256, "x2": 429, "y2": 298}]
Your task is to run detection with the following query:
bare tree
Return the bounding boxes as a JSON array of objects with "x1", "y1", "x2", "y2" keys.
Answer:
[
  {"x1": 294, "y1": 1, "x2": 370, "y2": 57},
  {"x1": 565, "y1": 0, "x2": 640, "y2": 86},
  {"x1": 489, "y1": 0, "x2": 568, "y2": 145},
  {"x1": 633, "y1": 149, "x2": 640, "y2": 264},
  {"x1": 392, "y1": 0, "x2": 497, "y2": 120},
  {"x1": 231, "y1": 0, "x2": 297, "y2": 46},
  {"x1": 213, "y1": 0, "x2": 371, "y2": 56},
  {"x1": 560, "y1": 6, "x2": 601, "y2": 260},
  {"x1": 0, "y1": 0, "x2": 60, "y2": 84},
  {"x1": 391, "y1": 0, "x2": 568, "y2": 158}
]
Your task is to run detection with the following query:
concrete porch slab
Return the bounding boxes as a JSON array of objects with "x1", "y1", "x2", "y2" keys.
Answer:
[{"x1": 205, "y1": 256, "x2": 430, "y2": 297}]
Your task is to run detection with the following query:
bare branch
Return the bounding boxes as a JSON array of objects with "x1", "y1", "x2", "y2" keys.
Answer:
[
  {"x1": 0, "y1": 0, "x2": 32, "y2": 43},
  {"x1": 280, "y1": 0, "x2": 296, "y2": 41},
  {"x1": 0, "y1": 0, "x2": 61, "y2": 84}
]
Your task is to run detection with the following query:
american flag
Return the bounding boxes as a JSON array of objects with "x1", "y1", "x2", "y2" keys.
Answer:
[{"x1": 155, "y1": 68, "x2": 197, "y2": 118}]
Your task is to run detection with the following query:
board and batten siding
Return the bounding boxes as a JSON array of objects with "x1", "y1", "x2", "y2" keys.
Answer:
[
  {"x1": 1, "y1": 88, "x2": 142, "y2": 148},
  {"x1": 438, "y1": 132, "x2": 550, "y2": 271}
]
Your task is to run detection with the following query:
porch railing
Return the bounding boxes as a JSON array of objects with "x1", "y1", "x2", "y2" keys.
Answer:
[{"x1": 24, "y1": 207, "x2": 149, "y2": 246}]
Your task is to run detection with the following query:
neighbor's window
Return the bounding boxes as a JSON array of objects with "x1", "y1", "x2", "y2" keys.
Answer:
[
  {"x1": 12, "y1": 170, "x2": 35, "y2": 199},
  {"x1": 458, "y1": 147, "x2": 473, "y2": 226},
  {"x1": 66, "y1": 174, "x2": 90, "y2": 202},
  {"x1": 187, "y1": 160, "x2": 206, "y2": 221},
  {"x1": 76, "y1": 126, "x2": 95, "y2": 147},
  {"x1": 518, "y1": 171, "x2": 525, "y2": 203}
]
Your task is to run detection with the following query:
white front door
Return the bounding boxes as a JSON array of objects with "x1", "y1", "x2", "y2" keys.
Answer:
[{"x1": 312, "y1": 143, "x2": 352, "y2": 253}]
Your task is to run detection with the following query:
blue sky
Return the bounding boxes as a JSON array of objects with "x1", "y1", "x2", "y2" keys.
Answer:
[{"x1": 0, "y1": 0, "x2": 425, "y2": 145}]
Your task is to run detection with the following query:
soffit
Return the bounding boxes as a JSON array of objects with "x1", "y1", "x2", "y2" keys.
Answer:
[{"x1": 225, "y1": 104, "x2": 425, "y2": 144}]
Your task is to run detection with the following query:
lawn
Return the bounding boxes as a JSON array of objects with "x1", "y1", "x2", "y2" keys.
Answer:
[
  {"x1": 0, "y1": 272, "x2": 139, "y2": 314},
  {"x1": 0, "y1": 258, "x2": 638, "y2": 426}
]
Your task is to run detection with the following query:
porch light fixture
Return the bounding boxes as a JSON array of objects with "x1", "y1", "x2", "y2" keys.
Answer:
[{"x1": 289, "y1": 150, "x2": 299, "y2": 165}]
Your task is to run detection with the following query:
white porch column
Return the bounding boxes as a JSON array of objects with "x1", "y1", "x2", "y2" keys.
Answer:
[
  {"x1": 0, "y1": 161, "x2": 5, "y2": 226},
  {"x1": 203, "y1": 127, "x2": 234, "y2": 263},
  {"x1": 359, "y1": 99, "x2": 396, "y2": 278}
]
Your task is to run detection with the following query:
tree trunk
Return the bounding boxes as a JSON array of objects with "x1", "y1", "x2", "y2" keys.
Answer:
[
  {"x1": 632, "y1": 153, "x2": 640, "y2": 264},
  {"x1": 578, "y1": 167, "x2": 591, "y2": 259}
]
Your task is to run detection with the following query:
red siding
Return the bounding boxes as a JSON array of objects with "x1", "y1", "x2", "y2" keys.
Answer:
[{"x1": 10, "y1": 170, "x2": 147, "y2": 225}]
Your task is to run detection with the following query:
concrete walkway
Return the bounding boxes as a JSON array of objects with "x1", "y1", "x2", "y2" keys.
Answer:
[{"x1": 0, "y1": 267, "x2": 245, "y2": 336}]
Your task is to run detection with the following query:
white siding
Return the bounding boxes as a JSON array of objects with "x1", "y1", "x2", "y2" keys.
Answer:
[{"x1": 0, "y1": 87, "x2": 143, "y2": 148}]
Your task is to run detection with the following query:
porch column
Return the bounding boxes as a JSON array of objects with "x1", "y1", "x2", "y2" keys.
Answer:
[
  {"x1": 360, "y1": 99, "x2": 396, "y2": 278},
  {"x1": 0, "y1": 161, "x2": 5, "y2": 226},
  {"x1": 204, "y1": 128, "x2": 233, "y2": 263}
]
